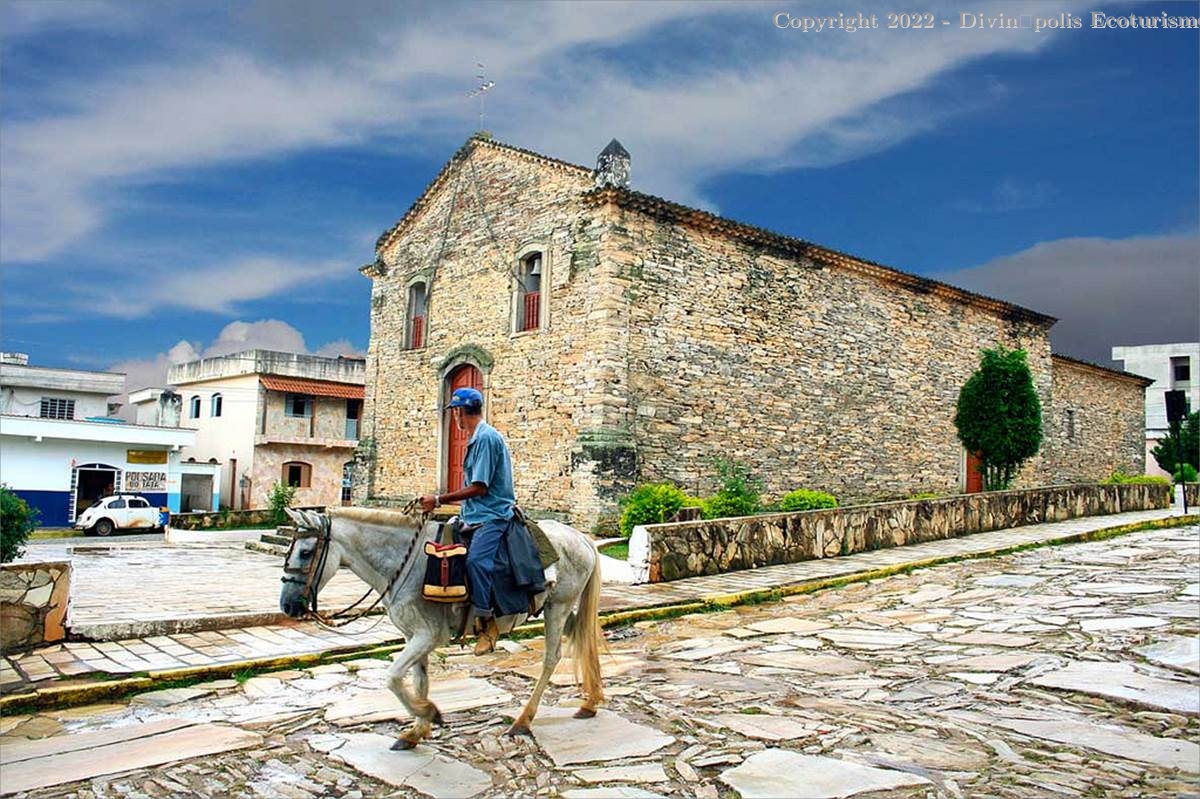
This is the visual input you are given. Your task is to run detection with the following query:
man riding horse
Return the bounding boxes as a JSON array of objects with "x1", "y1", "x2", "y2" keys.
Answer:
[{"x1": 419, "y1": 386, "x2": 518, "y2": 655}]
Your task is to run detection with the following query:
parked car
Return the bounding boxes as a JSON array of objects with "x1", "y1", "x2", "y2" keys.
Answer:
[{"x1": 74, "y1": 494, "x2": 169, "y2": 536}]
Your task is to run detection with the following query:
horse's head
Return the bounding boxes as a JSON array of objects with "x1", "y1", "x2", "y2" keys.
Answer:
[{"x1": 279, "y1": 508, "x2": 341, "y2": 618}]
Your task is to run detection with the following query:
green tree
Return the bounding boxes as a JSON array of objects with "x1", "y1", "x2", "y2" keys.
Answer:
[
  {"x1": 268, "y1": 481, "x2": 298, "y2": 526},
  {"x1": 1, "y1": 485, "x2": 40, "y2": 563},
  {"x1": 954, "y1": 346, "x2": 1043, "y2": 491},
  {"x1": 1152, "y1": 411, "x2": 1198, "y2": 479}
]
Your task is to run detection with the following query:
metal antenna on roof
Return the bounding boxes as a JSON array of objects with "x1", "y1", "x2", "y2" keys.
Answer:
[{"x1": 467, "y1": 63, "x2": 496, "y2": 133}]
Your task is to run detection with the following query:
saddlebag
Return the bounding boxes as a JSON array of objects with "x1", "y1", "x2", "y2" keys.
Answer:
[{"x1": 422, "y1": 540, "x2": 469, "y2": 603}]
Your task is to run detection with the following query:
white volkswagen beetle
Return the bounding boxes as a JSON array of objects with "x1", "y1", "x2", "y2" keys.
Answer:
[{"x1": 74, "y1": 494, "x2": 168, "y2": 536}]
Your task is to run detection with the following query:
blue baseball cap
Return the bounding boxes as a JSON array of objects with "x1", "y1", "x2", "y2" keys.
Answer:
[{"x1": 448, "y1": 387, "x2": 483, "y2": 410}]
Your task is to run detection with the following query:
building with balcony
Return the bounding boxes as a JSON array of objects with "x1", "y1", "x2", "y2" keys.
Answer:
[
  {"x1": 1112, "y1": 342, "x2": 1200, "y2": 477},
  {"x1": 0, "y1": 353, "x2": 196, "y2": 526},
  {"x1": 167, "y1": 350, "x2": 365, "y2": 509}
]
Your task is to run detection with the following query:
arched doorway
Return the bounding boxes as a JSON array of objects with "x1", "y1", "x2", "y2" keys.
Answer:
[
  {"x1": 73, "y1": 463, "x2": 120, "y2": 521},
  {"x1": 444, "y1": 364, "x2": 483, "y2": 494}
]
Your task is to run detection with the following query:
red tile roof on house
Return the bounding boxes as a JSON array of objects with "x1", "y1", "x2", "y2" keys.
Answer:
[{"x1": 259, "y1": 375, "x2": 364, "y2": 399}]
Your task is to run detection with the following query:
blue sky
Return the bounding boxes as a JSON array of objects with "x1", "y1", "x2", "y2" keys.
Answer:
[{"x1": 1, "y1": 0, "x2": 1197, "y2": 392}]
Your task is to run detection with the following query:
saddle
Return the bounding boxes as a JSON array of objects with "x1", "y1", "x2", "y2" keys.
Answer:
[{"x1": 421, "y1": 513, "x2": 559, "y2": 641}]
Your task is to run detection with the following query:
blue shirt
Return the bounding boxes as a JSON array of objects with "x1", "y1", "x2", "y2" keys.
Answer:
[{"x1": 460, "y1": 421, "x2": 516, "y2": 524}]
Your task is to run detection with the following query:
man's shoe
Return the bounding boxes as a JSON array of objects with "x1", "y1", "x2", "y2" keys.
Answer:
[{"x1": 473, "y1": 618, "x2": 499, "y2": 656}]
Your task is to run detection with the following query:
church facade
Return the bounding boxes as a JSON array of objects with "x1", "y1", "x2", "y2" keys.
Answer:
[{"x1": 355, "y1": 135, "x2": 1148, "y2": 528}]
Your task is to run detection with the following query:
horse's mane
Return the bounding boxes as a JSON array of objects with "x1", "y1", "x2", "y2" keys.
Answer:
[{"x1": 328, "y1": 506, "x2": 421, "y2": 527}]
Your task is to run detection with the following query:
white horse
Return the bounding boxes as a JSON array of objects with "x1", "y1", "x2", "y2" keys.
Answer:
[{"x1": 279, "y1": 507, "x2": 604, "y2": 749}]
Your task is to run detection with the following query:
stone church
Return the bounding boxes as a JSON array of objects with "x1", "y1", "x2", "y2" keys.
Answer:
[{"x1": 355, "y1": 135, "x2": 1148, "y2": 528}]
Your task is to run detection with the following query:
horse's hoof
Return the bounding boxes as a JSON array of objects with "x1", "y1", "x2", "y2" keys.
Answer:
[
  {"x1": 505, "y1": 722, "x2": 533, "y2": 738},
  {"x1": 573, "y1": 707, "x2": 597, "y2": 719},
  {"x1": 430, "y1": 708, "x2": 444, "y2": 726},
  {"x1": 390, "y1": 738, "x2": 417, "y2": 751}
]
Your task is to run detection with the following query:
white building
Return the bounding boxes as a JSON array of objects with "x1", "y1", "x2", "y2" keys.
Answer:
[
  {"x1": 0, "y1": 354, "x2": 196, "y2": 526},
  {"x1": 166, "y1": 350, "x2": 365, "y2": 510},
  {"x1": 129, "y1": 387, "x2": 221, "y2": 512},
  {"x1": 1111, "y1": 342, "x2": 1199, "y2": 477}
]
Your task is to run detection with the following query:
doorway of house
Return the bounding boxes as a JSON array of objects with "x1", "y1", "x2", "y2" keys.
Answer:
[
  {"x1": 180, "y1": 473, "x2": 213, "y2": 512},
  {"x1": 965, "y1": 451, "x2": 984, "y2": 493},
  {"x1": 74, "y1": 463, "x2": 119, "y2": 520},
  {"x1": 444, "y1": 364, "x2": 483, "y2": 494}
]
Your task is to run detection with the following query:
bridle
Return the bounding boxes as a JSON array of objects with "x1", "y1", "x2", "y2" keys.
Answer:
[{"x1": 280, "y1": 505, "x2": 426, "y2": 629}]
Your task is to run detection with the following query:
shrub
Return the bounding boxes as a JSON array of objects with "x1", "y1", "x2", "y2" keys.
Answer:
[
  {"x1": 618, "y1": 483, "x2": 697, "y2": 538},
  {"x1": 779, "y1": 489, "x2": 839, "y2": 512},
  {"x1": 268, "y1": 481, "x2": 298, "y2": 526},
  {"x1": 1102, "y1": 472, "x2": 1172, "y2": 486},
  {"x1": 700, "y1": 458, "x2": 762, "y2": 519},
  {"x1": 1, "y1": 485, "x2": 39, "y2": 563},
  {"x1": 1174, "y1": 463, "x2": 1199, "y2": 484},
  {"x1": 907, "y1": 492, "x2": 942, "y2": 500}
]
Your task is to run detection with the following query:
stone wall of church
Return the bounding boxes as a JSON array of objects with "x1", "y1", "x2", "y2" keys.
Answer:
[
  {"x1": 602, "y1": 202, "x2": 1057, "y2": 507},
  {"x1": 360, "y1": 141, "x2": 636, "y2": 524},
  {"x1": 1043, "y1": 357, "x2": 1146, "y2": 483}
]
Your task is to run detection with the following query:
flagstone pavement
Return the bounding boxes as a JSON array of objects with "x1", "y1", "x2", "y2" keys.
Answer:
[
  {"x1": 1, "y1": 519, "x2": 1196, "y2": 798},
  {"x1": 1, "y1": 507, "x2": 1186, "y2": 695}
]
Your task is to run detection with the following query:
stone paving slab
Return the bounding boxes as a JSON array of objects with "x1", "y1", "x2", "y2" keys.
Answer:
[
  {"x1": 0, "y1": 719, "x2": 262, "y2": 794},
  {"x1": 1029, "y1": 659, "x2": 1200, "y2": 715},
  {"x1": 719, "y1": 749, "x2": 931, "y2": 798}
]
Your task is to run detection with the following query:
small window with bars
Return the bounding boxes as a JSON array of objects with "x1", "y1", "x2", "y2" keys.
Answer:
[
  {"x1": 39, "y1": 397, "x2": 75, "y2": 419},
  {"x1": 516, "y1": 252, "x2": 542, "y2": 333}
]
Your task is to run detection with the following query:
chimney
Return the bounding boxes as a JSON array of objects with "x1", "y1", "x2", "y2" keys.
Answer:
[{"x1": 594, "y1": 139, "x2": 630, "y2": 189}]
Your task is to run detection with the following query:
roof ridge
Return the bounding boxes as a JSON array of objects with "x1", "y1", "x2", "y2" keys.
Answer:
[
  {"x1": 372, "y1": 135, "x2": 592, "y2": 259},
  {"x1": 1051, "y1": 353, "x2": 1154, "y2": 385}
]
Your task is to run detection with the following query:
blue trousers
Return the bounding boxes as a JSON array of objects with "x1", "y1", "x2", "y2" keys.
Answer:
[{"x1": 467, "y1": 518, "x2": 508, "y2": 618}]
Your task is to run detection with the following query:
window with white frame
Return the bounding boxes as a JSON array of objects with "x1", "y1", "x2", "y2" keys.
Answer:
[
  {"x1": 39, "y1": 397, "x2": 75, "y2": 419},
  {"x1": 211, "y1": 393, "x2": 223, "y2": 417},
  {"x1": 189, "y1": 395, "x2": 201, "y2": 418}
]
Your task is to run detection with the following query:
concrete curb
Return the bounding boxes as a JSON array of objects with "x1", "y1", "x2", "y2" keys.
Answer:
[{"x1": 3, "y1": 513, "x2": 1195, "y2": 716}]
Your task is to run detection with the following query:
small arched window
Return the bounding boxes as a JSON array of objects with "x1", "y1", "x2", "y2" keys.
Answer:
[
  {"x1": 210, "y1": 393, "x2": 223, "y2": 417},
  {"x1": 282, "y1": 461, "x2": 312, "y2": 488},
  {"x1": 515, "y1": 252, "x2": 543, "y2": 333},
  {"x1": 406, "y1": 282, "x2": 427, "y2": 349},
  {"x1": 189, "y1": 395, "x2": 201, "y2": 418}
]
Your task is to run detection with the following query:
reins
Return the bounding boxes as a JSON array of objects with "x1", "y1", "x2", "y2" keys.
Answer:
[{"x1": 284, "y1": 502, "x2": 429, "y2": 631}]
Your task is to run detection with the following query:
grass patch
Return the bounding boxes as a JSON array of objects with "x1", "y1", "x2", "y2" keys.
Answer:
[{"x1": 598, "y1": 541, "x2": 629, "y2": 560}]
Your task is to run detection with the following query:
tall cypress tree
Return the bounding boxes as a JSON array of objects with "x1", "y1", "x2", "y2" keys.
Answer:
[{"x1": 954, "y1": 347, "x2": 1044, "y2": 491}]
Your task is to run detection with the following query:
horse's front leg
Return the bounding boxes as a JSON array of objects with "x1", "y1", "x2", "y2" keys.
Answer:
[{"x1": 386, "y1": 633, "x2": 440, "y2": 750}]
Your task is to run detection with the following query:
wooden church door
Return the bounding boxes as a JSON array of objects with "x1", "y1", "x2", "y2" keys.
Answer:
[{"x1": 445, "y1": 365, "x2": 483, "y2": 494}]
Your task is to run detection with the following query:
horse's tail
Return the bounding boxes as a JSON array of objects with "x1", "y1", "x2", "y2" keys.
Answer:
[{"x1": 569, "y1": 542, "x2": 605, "y2": 706}]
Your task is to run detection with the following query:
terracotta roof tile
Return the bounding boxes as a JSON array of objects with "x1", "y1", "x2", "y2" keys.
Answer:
[{"x1": 260, "y1": 375, "x2": 364, "y2": 399}]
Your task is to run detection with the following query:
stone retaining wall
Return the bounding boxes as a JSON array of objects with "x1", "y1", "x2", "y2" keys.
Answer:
[
  {"x1": 171, "y1": 506, "x2": 324, "y2": 530},
  {"x1": 635, "y1": 483, "x2": 1171, "y2": 582},
  {"x1": 0, "y1": 561, "x2": 71, "y2": 653}
]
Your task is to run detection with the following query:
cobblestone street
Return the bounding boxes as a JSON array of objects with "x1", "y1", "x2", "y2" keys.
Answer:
[{"x1": 2, "y1": 524, "x2": 1197, "y2": 798}]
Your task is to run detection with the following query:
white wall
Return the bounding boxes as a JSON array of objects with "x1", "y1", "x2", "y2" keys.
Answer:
[
  {"x1": 1112, "y1": 343, "x2": 1200, "y2": 436},
  {"x1": 176, "y1": 373, "x2": 261, "y2": 508},
  {"x1": 1, "y1": 386, "x2": 111, "y2": 420}
]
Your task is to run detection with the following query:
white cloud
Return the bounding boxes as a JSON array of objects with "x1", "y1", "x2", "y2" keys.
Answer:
[
  {"x1": 936, "y1": 233, "x2": 1200, "y2": 366},
  {"x1": 2, "y1": 0, "x2": 1090, "y2": 265},
  {"x1": 110, "y1": 319, "x2": 362, "y2": 395}
]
